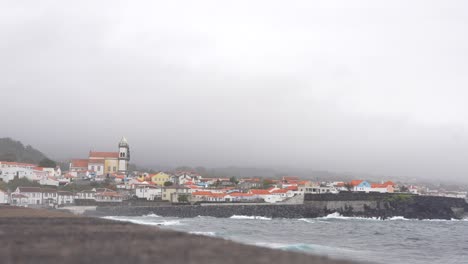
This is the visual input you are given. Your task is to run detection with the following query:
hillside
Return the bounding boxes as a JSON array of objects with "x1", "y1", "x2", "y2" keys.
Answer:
[{"x1": 0, "y1": 138, "x2": 48, "y2": 164}]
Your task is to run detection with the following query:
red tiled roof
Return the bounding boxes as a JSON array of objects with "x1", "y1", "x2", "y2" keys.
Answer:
[
  {"x1": 229, "y1": 192, "x2": 254, "y2": 197},
  {"x1": 89, "y1": 152, "x2": 119, "y2": 158},
  {"x1": 382, "y1": 181, "x2": 395, "y2": 187},
  {"x1": 285, "y1": 186, "x2": 298, "y2": 191},
  {"x1": 71, "y1": 159, "x2": 88, "y2": 168},
  {"x1": 350, "y1": 180, "x2": 364, "y2": 186},
  {"x1": 250, "y1": 189, "x2": 271, "y2": 195}
]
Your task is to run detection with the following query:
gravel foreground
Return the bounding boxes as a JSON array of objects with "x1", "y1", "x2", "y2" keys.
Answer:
[{"x1": 0, "y1": 206, "x2": 361, "y2": 264}]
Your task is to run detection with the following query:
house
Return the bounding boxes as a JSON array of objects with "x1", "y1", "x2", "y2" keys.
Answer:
[
  {"x1": 95, "y1": 191, "x2": 124, "y2": 202},
  {"x1": 40, "y1": 176, "x2": 60, "y2": 187},
  {"x1": 76, "y1": 190, "x2": 96, "y2": 200},
  {"x1": 69, "y1": 159, "x2": 89, "y2": 173},
  {"x1": 0, "y1": 190, "x2": 8, "y2": 204},
  {"x1": 176, "y1": 171, "x2": 201, "y2": 185},
  {"x1": 41, "y1": 188, "x2": 58, "y2": 206},
  {"x1": 12, "y1": 187, "x2": 42, "y2": 206},
  {"x1": 135, "y1": 185, "x2": 162, "y2": 200},
  {"x1": 270, "y1": 189, "x2": 295, "y2": 198},
  {"x1": 349, "y1": 180, "x2": 372, "y2": 192},
  {"x1": 238, "y1": 178, "x2": 262, "y2": 190},
  {"x1": 10, "y1": 193, "x2": 28, "y2": 206},
  {"x1": 248, "y1": 189, "x2": 283, "y2": 203},
  {"x1": 371, "y1": 181, "x2": 395, "y2": 193},
  {"x1": 0, "y1": 163, "x2": 36, "y2": 183},
  {"x1": 162, "y1": 186, "x2": 190, "y2": 203},
  {"x1": 150, "y1": 172, "x2": 174, "y2": 185},
  {"x1": 408, "y1": 185, "x2": 419, "y2": 195},
  {"x1": 299, "y1": 186, "x2": 336, "y2": 194},
  {"x1": 191, "y1": 191, "x2": 226, "y2": 202},
  {"x1": 224, "y1": 192, "x2": 257, "y2": 202},
  {"x1": 88, "y1": 159, "x2": 105, "y2": 176},
  {"x1": 57, "y1": 191, "x2": 74, "y2": 205}
]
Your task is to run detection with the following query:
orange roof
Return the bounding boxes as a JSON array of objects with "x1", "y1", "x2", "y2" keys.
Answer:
[
  {"x1": 71, "y1": 159, "x2": 88, "y2": 168},
  {"x1": 250, "y1": 189, "x2": 271, "y2": 195},
  {"x1": 285, "y1": 186, "x2": 298, "y2": 191},
  {"x1": 335, "y1": 182, "x2": 345, "y2": 187},
  {"x1": 229, "y1": 192, "x2": 254, "y2": 197},
  {"x1": 382, "y1": 181, "x2": 395, "y2": 187},
  {"x1": 350, "y1": 180, "x2": 364, "y2": 186},
  {"x1": 89, "y1": 152, "x2": 119, "y2": 158}
]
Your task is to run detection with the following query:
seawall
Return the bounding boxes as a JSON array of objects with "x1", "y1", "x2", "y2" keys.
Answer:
[{"x1": 87, "y1": 193, "x2": 468, "y2": 220}]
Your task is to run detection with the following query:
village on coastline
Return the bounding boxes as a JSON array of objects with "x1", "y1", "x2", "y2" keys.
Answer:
[{"x1": 0, "y1": 137, "x2": 467, "y2": 208}]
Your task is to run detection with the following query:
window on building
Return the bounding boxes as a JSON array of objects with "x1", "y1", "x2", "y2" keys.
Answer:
[
  {"x1": 108, "y1": 166, "x2": 111, "y2": 171},
  {"x1": 113, "y1": 167, "x2": 116, "y2": 172}
]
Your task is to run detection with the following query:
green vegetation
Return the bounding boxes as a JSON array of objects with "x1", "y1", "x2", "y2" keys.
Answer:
[
  {"x1": 0, "y1": 181, "x2": 7, "y2": 191},
  {"x1": 0, "y1": 138, "x2": 48, "y2": 164},
  {"x1": 164, "y1": 181, "x2": 173, "y2": 187},
  {"x1": 178, "y1": 194, "x2": 189, "y2": 203},
  {"x1": 229, "y1": 176, "x2": 238, "y2": 185},
  {"x1": 384, "y1": 194, "x2": 414, "y2": 203},
  {"x1": 38, "y1": 158, "x2": 57, "y2": 168},
  {"x1": 6, "y1": 178, "x2": 41, "y2": 191}
]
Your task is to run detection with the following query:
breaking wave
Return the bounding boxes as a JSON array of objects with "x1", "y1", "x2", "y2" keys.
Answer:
[
  {"x1": 102, "y1": 216, "x2": 182, "y2": 226},
  {"x1": 189, "y1": 231, "x2": 217, "y2": 237},
  {"x1": 230, "y1": 215, "x2": 272, "y2": 220}
]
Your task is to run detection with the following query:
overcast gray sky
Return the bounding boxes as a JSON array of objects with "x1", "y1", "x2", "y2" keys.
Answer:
[{"x1": 1, "y1": 0, "x2": 468, "y2": 182}]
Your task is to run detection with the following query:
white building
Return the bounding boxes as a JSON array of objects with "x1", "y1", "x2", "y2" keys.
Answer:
[
  {"x1": 10, "y1": 187, "x2": 74, "y2": 206},
  {"x1": 88, "y1": 159, "x2": 105, "y2": 176},
  {"x1": 58, "y1": 191, "x2": 74, "y2": 205},
  {"x1": 76, "y1": 190, "x2": 96, "y2": 200},
  {"x1": 12, "y1": 187, "x2": 42, "y2": 206},
  {"x1": 0, "y1": 190, "x2": 8, "y2": 204},
  {"x1": 0, "y1": 166, "x2": 35, "y2": 183},
  {"x1": 135, "y1": 185, "x2": 162, "y2": 200}
]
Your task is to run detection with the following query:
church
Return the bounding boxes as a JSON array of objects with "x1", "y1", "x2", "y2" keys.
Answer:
[{"x1": 69, "y1": 137, "x2": 130, "y2": 177}]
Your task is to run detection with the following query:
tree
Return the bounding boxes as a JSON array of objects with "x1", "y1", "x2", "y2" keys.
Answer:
[
  {"x1": 400, "y1": 185, "x2": 409, "y2": 193},
  {"x1": 229, "y1": 176, "x2": 238, "y2": 185},
  {"x1": 262, "y1": 179, "x2": 273, "y2": 189},
  {"x1": 0, "y1": 181, "x2": 8, "y2": 191},
  {"x1": 164, "y1": 181, "x2": 173, "y2": 187},
  {"x1": 38, "y1": 158, "x2": 57, "y2": 168},
  {"x1": 178, "y1": 194, "x2": 189, "y2": 203},
  {"x1": 343, "y1": 183, "x2": 353, "y2": 191},
  {"x1": 7, "y1": 177, "x2": 41, "y2": 191}
]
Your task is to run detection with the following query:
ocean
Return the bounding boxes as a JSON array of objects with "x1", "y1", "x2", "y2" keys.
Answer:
[{"x1": 103, "y1": 214, "x2": 468, "y2": 264}]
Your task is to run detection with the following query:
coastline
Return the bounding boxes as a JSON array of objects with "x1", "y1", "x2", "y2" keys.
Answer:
[{"x1": 0, "y1": 206, "x2": 360, "y2": 264}]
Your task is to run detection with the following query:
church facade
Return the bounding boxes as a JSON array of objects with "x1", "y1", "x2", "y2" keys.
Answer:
[{"x1": 70, "y1": 137, "x2": 130, "y2": 177}]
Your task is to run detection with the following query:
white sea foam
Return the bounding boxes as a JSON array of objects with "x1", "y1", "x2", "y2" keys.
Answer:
[
  {"x1": 388, "y1": 216, "x2": 410, "y2": 221},
  {"x1": 101, "y1": 216, "x2": 182, "y2": 226},
  {"x1": 189, "y1": 231, "x2": 217, "y2": 237},
  {"x1": 320, "y1": 212, "x2": 381, "y2": 221},
  {"x1": 143, "y1": 213, "x2": 161, "y2": 218},
  {"x1": 230, "y1": 215, "x2": 272, "y2": 220}
]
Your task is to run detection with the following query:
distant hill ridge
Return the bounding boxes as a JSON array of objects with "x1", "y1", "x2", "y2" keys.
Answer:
[{"x1": 0, "y1": 137, "x2": 48, "y2": 164}]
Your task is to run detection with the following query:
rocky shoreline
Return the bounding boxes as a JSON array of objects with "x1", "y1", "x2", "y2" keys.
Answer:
[
  {"x1": 0, "y1": 206, "x2": 359, "y2": 264},
  {"x1": 86, "y1": 194, "x2": 468, "y2": 220}
]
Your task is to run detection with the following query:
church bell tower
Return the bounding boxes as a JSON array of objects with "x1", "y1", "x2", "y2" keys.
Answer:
[{"x1": 118, "y1": 137, "x2": 130, "y2": 174}]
